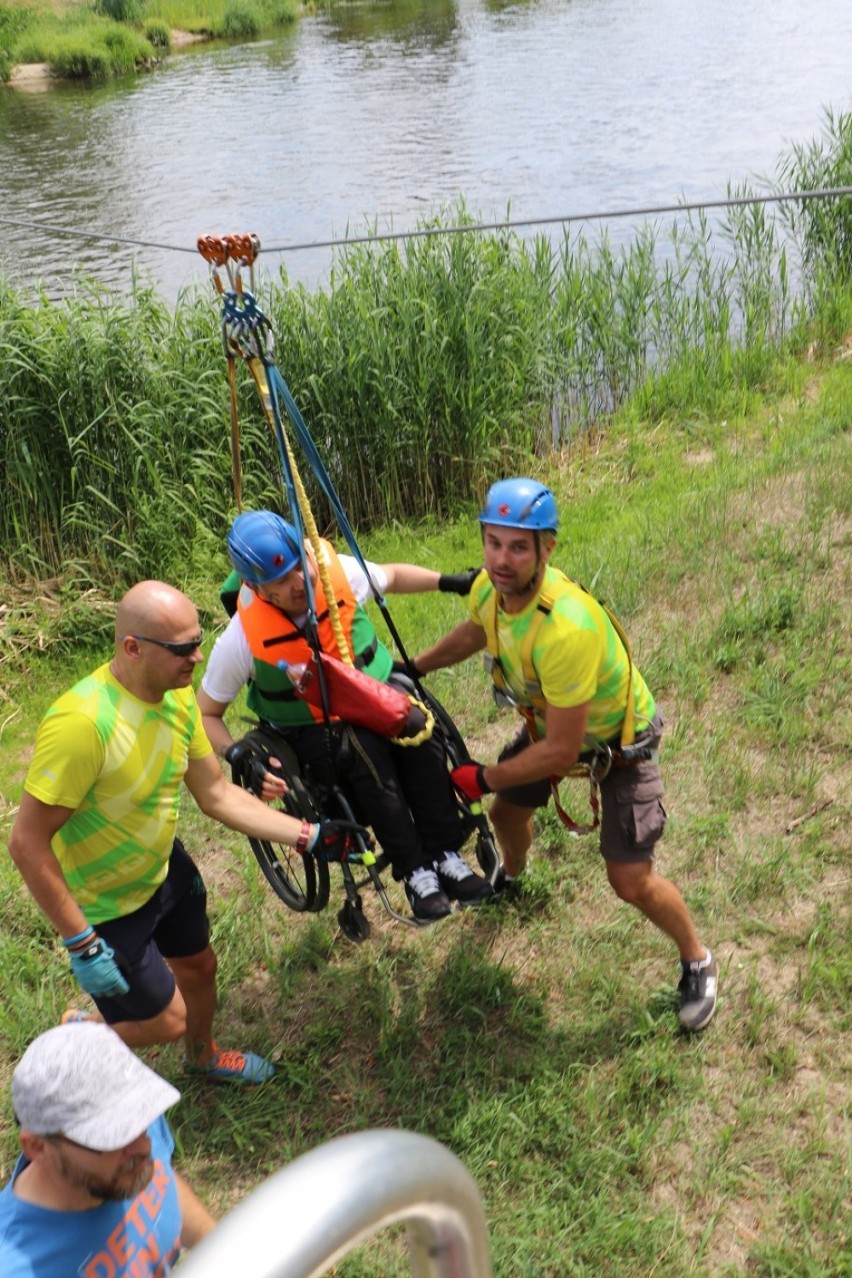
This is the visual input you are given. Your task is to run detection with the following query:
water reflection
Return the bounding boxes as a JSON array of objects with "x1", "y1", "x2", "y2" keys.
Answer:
[
  {"x1": 321, "y1": 0, "x2": 460, "y2": 46},
  {"x1": 1, "y1": 0, "x2": 851, "y2": 301}
]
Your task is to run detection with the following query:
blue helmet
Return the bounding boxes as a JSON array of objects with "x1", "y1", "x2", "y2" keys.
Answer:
[
  {"x1": 478, "y1": 478, "x2": 559, "y2": 533},
  {"x1": 227, "y1": 510, "x2": 301, "y2": 586}
]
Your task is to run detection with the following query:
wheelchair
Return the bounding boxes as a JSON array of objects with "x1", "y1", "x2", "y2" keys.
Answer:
[{"x1": 234, "y1": 685, "x2": 500, "y2": 943}]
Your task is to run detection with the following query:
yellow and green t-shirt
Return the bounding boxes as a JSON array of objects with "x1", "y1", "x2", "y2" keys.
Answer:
[
  {"x1": 468, "y1": 566, "x2": 656, "y2": 743},
  {"x1": 24, "y1": 664, "x2": 212, "y2": 924}
]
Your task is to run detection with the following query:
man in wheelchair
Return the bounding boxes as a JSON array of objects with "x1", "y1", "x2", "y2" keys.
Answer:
[{"x1": 197, "y1": 510, "x2": 493, "y2": 923}]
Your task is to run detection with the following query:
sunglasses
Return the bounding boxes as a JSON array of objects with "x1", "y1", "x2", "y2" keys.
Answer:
[{"x1": 122, "y1": 632, "x2": 204, "y2": 658}]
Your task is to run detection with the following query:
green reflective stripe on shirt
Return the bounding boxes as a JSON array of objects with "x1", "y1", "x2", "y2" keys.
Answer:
[{"x1": 24, "y1": 665, "x2": 211, "y2": 923}]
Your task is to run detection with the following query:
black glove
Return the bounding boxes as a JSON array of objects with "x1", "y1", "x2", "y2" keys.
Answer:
[
  {"x1": 310, "y1": 819, "x2": 371, "y2": 862},
  {"x1": 391, "y1": 658, "x2": 421, "y2": 680},
  {"x1": 438, "y1": 568, "x2": 480, "y2": 596},
  {"x1": 399, "y1": 703, "x2": 428, "y2": 738},
  {"x1": 224, "y1": 741, "x2": 271, "y2": 796}
]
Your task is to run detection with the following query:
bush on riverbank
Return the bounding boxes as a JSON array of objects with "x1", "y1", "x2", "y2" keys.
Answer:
[
  {"x1": 15, "y1": 16, "x2": 157, "y2": 76},
  {"x1": 0, "y1": 0, "x2": 296, "y2": 81},
  {"x1": 1, "y1": 115, "x2": 851, "y2": 585}
]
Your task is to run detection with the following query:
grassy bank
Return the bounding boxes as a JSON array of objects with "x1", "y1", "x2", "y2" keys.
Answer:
[
  {"x1": 0, "y1": 0, "x2": 297, "y2": 81},
  {"x1": 1, "y1": 360, "x2": 850, "y2": 1274}
]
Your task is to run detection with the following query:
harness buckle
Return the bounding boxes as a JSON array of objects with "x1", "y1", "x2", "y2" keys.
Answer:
[
  {"x1": 492, "y1": 685, "x2": 518, "y2": 711},
  {"x1": 588, "y1": 743, "x2": 613, "y2": 783}
]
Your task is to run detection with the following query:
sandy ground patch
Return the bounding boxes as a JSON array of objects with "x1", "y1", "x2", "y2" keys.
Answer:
[{"x1": 7, "y1": 62, "x2": 54, "y2": 91}]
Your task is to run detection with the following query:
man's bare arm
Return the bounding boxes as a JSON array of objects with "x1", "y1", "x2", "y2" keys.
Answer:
[
  {"x1": 414, "y1": 620, "x2": 487, "y2": 673},
  {"x1": 482, "y1": 702, "x2": 590, "y2": 791},
  {"x1": 196, "y1": 689, "x2": 287, "y2": 802},
  {"x1": 184, "y1": 753, "x2": 306, "y2": 843},
  {"x1": 174, "y1": 1170, "x2": 216, "y2": 1248},
  {"x1": 8, "y1": 793, "x2": 89, "y2": 940}
]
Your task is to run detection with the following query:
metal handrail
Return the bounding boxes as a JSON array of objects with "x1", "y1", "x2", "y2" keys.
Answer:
[{"x1": 177, "y1": 1128, "x2": 492, "y2": 1278}]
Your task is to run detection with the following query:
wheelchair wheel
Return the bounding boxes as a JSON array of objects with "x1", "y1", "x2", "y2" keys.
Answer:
[
  {"x1": 338, "y1": 897, "x2": 371, "y2": 944},
  {"x1": 239, "y1": 728, "x2": 330, "y2": 914}
]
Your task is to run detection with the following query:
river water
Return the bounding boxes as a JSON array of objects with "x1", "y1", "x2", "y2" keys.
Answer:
[{"x1": 2, "y1": 0, "x2": 851, "y2": 301}]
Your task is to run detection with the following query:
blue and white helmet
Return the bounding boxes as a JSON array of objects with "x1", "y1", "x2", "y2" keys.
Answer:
[
  {"x1": 227, "y1": 511, "x2": 301, "y2": 585},
  {"x1": 478, "y1": 478, "x2": 559, "y2": 532}
]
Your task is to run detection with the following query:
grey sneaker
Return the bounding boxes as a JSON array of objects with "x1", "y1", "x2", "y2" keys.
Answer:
[
  {"x1": 404, "y1": 867, "x2": 452, "y2": 923},
  {"x1": 678, "y1": 952, "x2": 718, "y2": 1031},
  {"x1": 434, "y1": 852, "x2": 493, "y2": 905}
]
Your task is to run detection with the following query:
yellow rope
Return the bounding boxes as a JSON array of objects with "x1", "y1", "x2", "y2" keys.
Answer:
[
  {"x1": 240, "y1": 354, "x2": 433, "y2": 745},
  {"x1": 391, "y1": 697, "x2": 435, "y2": 747},
  {"x1": 246, "y1": 357, "x2": 352, "y2": 666}
]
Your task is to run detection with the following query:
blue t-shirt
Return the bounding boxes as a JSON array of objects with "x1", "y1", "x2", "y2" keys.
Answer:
[{"x1": 0, "y1": 1116, "x2": 182, "y2": 1277}]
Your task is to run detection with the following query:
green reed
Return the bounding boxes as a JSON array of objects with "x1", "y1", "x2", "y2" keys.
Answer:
[{"x1": 3, "y1": 114, "x2": 852, "y2": 584}]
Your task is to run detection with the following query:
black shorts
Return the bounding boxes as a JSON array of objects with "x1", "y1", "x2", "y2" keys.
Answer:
[
  {"x1": 495, "y1": 715, "x2": 667, "y2": 865},
  {"x1": 91, "y1": 839, "x2": 210, "y2": 1024}
]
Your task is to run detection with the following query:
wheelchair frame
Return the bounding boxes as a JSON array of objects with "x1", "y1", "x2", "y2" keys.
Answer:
[{"x1": 236, "y1": 686, "x2": 500, "y2": 943}]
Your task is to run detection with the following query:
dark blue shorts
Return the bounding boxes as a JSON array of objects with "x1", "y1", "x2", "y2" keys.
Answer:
[{"x1": 91, "y1": 839, "x2": 210, "y2": 1024}]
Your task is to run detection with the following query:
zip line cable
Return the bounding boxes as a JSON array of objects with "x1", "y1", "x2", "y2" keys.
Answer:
[{"x1": 1, "y1": 185, "x2": 850, "y2": 262}]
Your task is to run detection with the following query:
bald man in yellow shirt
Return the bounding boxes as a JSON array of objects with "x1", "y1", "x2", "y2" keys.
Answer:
[{"x1": 9, "y1": 581, "x2": 361, "y2": 1084}]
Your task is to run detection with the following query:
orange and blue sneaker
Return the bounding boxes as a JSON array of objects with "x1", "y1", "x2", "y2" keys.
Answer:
[
  {"x1": 185, "y1": 1043, "x2": 275, "y2": 1086},
  {"x1": 61, "y1": 1009, "x2": 98, "y2": 1025}
]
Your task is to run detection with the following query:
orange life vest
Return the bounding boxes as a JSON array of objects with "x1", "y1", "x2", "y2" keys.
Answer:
[{"x1": 237, "y1": 540, "x2": 388, "y2": 725}]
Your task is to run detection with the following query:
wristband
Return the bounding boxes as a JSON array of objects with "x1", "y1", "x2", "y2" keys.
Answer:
[{"x1": 62, "y1": 926, "x2": 95, "y2": 949}]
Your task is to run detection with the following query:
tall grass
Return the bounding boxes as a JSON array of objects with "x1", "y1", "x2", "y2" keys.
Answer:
[{"x1": 2, "y1": 115, "x2": 852, "y2": 583}]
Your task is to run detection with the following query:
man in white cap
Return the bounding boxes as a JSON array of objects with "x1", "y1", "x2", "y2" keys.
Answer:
[{"x1": 0, "y1": 1022, "x2": 215, "y2": 1276}]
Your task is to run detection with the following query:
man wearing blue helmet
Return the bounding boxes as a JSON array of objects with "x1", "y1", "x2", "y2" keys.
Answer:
[
  {"x1": 197, "y1": 511, "x2": 493, "y2": 923},
  {"x1": 412, "y1": 478, "x2": 718, "y2": 1031}
]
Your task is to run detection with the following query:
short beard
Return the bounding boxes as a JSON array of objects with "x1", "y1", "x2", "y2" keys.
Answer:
[{"x1": 57, "y1": 1148, "x2": 154, "y2": 1203}]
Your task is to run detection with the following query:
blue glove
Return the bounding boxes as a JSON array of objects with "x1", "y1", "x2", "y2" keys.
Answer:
[{"x1": 69, "y1": 937, "x2": 130, "y2": 998}]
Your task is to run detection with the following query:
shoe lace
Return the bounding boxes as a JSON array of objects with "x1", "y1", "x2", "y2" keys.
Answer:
[
  {"x1": 436, "y1": 852, "x2": 473, "y2": 882},
  {"x1": 407, "y1": 867, "x2": 441, "y2": 898},
  {"x1": 212, "y1": 1048, "x2": 248, "y2": 1073},
  {"x1": 678, "y1": 965, "x2": 702, "y2": 1001}
]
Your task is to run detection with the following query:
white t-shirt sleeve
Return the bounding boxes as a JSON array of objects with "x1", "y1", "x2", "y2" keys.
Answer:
[
  {"x1": 200, "y1": 614, "x2": 254, "y2": 704},
  {"x1": 338, "y1": 556, "x2": 388, "y2": 605}
]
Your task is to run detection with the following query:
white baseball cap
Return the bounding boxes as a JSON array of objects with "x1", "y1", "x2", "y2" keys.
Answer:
[{"x1": 12, "y1": 1022, "x2": 180, "y2": 1152}]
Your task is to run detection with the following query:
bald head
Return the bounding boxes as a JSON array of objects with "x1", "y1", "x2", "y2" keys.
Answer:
[
  {"x1": 115, "y1": 581, "x2": 197, "y2": 645},
  {"x1": 111, "y1": 582, "x2": 203, "y2": 700}
]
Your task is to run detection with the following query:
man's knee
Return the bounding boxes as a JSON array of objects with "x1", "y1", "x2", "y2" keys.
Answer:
[
  {"x1": 606, "y1": 859, "x2": 654, "y2": 906},
  {"x1": 114, "y1": 988, "x2": 188, "y2": 1045}
]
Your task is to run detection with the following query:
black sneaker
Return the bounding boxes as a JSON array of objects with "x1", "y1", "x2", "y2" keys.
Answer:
[
  {"x1": 678, "y1": 952, "x2": 719, "y2": 1031},
  {"x1": 434, "y1": 852, "x2": 494, "y2": 906},
  {"x1": 404, "y1": 867, "x2": 453, "y2": 923}
]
